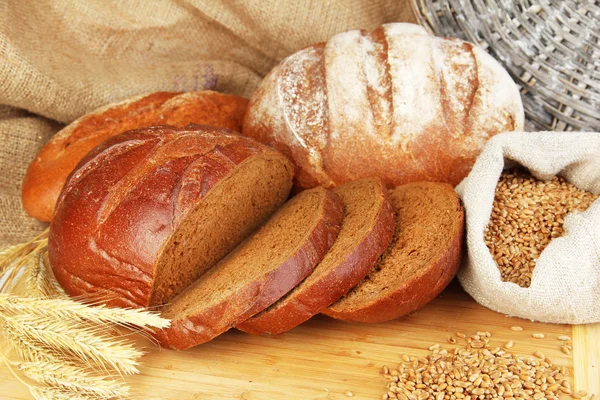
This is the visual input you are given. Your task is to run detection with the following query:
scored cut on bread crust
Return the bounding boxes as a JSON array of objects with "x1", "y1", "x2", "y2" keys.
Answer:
[
  {"x1": 23, "y1": 90, "x2": 249, "y2": 222},
  {"x1": 322, "y1": 182, "x2": 465, "y2": 323},
  {"x1": 237, "y1": 178, "x2": 395, "y2": 335},
  {"x1": 154, "y1": 187, "x2": 344, "y2": 350},
  {"x1": 243, "y1": 23, "x2": 524, "y2": 191},
  {"x1": 48, "y1": 124, "x2": 293, "y2": 309}
]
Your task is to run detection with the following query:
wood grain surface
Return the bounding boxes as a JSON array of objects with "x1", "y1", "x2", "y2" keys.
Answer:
[{"x1": 0, "y1": 281, "x2": 596, "y2": 400}]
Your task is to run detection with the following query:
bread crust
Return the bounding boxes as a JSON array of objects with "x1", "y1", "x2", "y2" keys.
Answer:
[
  {"x1": 48, "y1": 125, "x2": 292, "y2": 309},
  {"x1": 243, "y1": 23, "x2": 524, "y2": 191},
  {"x1": 236, "y1": 178, "x2": 395, "y2": 335},
  {"x1": 154, "y1": 188, "x2": 344, "y2": 350},
  {"x1": 322, "y1": 183, "x2": 465, "y2": 323},
  {"x1": 23, "y1": 91, "x2": 249, "y2": 222}
]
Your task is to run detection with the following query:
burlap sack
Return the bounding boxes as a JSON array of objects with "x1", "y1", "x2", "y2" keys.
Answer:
[
  {"x1": 0, "y1": 0, "x2": 415, "y2": 247},
  {"x1": 456, "y1": 131, "x2": 600, "y2": 324}
]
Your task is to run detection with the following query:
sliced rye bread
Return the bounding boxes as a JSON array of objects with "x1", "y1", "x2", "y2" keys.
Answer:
[
  {"x1": 236, "y1": 178, "x2": 396, "y2": 335},
  {"x1": 155, "y1": 187, "x2": 344, "y2": 350},
  {"x1": 322, "y1": 182, "x2": 464, "y2": 323},
  {"x1": 49, "y1": 125, "x2": 293, "y2": 308}
]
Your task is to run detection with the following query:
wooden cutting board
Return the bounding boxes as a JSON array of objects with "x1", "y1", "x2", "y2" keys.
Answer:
[{"x1": 1, "y1": 281, "x2": 598, "y2": 400}]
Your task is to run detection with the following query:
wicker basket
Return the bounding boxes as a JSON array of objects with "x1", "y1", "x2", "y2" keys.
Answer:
[{"x1": 410, "y1": 0, "x2": 600, "y2": 132}]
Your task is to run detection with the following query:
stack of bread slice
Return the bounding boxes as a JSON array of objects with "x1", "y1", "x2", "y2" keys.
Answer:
[{"x1": 48, "y1": 125, "x2": 464, "y2": 350}]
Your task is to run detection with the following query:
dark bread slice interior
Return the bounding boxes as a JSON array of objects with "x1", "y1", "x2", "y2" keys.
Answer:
[
  {"x1": 237, "y1": 178, "x2": 395, "y2": 335},
  {"x1": 323, "y1": 182, "x2": 464, "y2": 323},
  {"x1": 49, "y1": 126, "x2": 294, "y2": 309},
  {"x1": 149, "y1": 152, "x2": 294, "y2": 306},
  {"x1": 155, "y1": 187, "x2": 343, "y2": 350}
]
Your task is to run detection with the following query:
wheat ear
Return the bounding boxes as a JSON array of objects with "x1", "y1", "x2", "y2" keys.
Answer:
[
  {"x1": 0, "y1": 232, "x2": 171, "y2": 399},
  {"x1": 0, "y1": 229, "x2": 49, "y2": 295},
  {"x1": 16, "y1": 359, "x2": 130, "y2": 399},
  {"x1": 0, "y1": 294, "x2": 169, "y2": 330},
  {"x1": 0, "y1": 243, "x2": 23, "y2": 269},
  {"x1": 2, "y1": 321, "x2": 73, "y2": 365},
  {"x1": 24, "y1": 252, "x2": 67, "y2": 299},
  {"x1": 3, "y1": 321, "x2": 132, "y2": 399},
  {"x1": 29, "y1": 385, "x2": 122, "y2": 400},
  {"x1": 1, "y1": 313, "x2": 144, "y2": 375},
  {"x1": 0, "y1": 229, "x2": 48, "y2": 273}
]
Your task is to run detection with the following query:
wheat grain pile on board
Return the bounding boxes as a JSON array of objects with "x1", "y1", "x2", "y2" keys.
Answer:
[{"x1": 380, "y1": 329, "x2": 587, "y2": 400}]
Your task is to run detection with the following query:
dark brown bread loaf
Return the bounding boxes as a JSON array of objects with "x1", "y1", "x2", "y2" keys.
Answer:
[
  {"x1": 237, "y1": 178, "x2": 395, "y2": 335},
  {"x1": 23, "y1": 91, "x2": 249, "y2": 222},
  {"x1": 243, "y1": 23, "x2": 524, "y2": 191},
  {"x1": 155, "y1": 187, "x2": 344, "y2": 350},
  {"x1": 322, "y1": 182, "x2": 464, "y2": 323},
  {"x1": 48, "y1": 124, "x2": 293, "y2": 308}
]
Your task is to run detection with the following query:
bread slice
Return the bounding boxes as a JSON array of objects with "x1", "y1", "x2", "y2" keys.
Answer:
[
  {"x1": 49, "y1": 125, "x2": 293, "y2": 309},
  {"x1": 155, "y1": 187, "x2": 344, "y2": 350},
  {"x1": 322, "y1": 182, "x2": 464, "y2": 323},
  {"x1": 237, "y1": 178, "x2": 395, "y2": 335}
]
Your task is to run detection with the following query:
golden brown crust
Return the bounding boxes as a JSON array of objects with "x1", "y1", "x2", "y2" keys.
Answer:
[
  {"x1": 154, "y1": 189, "x2": 344, "y2": 350},
  {"x1": 321, "y1": 182, "x2": 465, "y2": 323},
  {"x1": 22, "y1": 91, "x2": 249, "y2": 222},
  {"x1": 243, "y1": 23, "x2": 524, "y2": 191},
  {"x1": 236, "y1": 179, "x2": 396, "y2": 335},
  {"x1": 48, "y1": 125, "x2": 291, "y2": 309}
]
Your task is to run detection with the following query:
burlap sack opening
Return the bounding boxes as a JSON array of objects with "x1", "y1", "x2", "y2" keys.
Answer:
[
  {"x1": 0, "y1": 0, "x2": 415, "y2": 247},
  {"x1": 456, "y1": 131, "x2": 600, "y2": 324}
]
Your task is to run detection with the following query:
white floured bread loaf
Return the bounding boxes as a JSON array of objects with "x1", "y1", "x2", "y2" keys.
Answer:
[{"x1": 243, "y1": 23, "x2": 524, "y2": 190}]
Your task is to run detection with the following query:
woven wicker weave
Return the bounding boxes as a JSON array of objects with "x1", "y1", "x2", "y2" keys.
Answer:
[{"x1": 411, "y1": 0, "x2": 600, "y2": 132}]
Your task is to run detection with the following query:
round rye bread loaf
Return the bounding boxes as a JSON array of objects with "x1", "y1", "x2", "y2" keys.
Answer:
[
  {"x1": 155, "y1": 187, "x2": 344, "y2": 350},
  {"x1": 243, "y1": 23, "x2": 524, "y2": 191},
  {"x1": 323, "y1": 182, "x2": 465, "y2": 323},
  {"x1": 48, "y1": 124, "x2": 293, "y2": 309},
  {"x1": 23, "y1": 90, "x2": 249, "y2": 222},
  {"x1": 236, "y1": 178, "x2": 395, "y2": 335}
]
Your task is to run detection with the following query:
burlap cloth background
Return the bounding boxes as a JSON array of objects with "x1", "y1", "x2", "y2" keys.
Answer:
[{"x1": 0, "y1": 1, "x2": 415, "y2": 247}]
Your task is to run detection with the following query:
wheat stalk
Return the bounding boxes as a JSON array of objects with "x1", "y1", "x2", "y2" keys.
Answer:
[
  {"x1": 29, "y1": 385, "x2": 114, "y2": 400},
  {"x1": 0, "y1": 243, "x2": 23, "y2": 268},
  {"x1": 0, "y1": 229, "x2": 49, "y2": 295},
  {"x1": 24, "y1": 252, "x2": 47, "y2": 297},
  {"x1": 3, "y1": 322, "x2": 130, "y2": 399},
  {"x1": 0, "y1": 232, "x2": 171, "y2": 400},
  {"x1": 0, "y1": 294, "x2": 169, "y2": 330},
  {"x1": 24, "y1": 252, "x2": 67, "y2": 299},
  {"x1": 0, "y1": 229, "x2": 48, "y2": 272},
  {"x1": 2, "y1": 321, "x2": 73, "y2": 365},
  {"x1": 16, "y1": 360, "x2": 130, "y2": 399},
  {"x1": 2, "y1": 309, "x2": 145, "y2": 375}
]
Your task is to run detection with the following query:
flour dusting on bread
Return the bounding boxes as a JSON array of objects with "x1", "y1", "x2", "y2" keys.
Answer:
[
  {"x1": 325, "y1": 30, "x2": 375, "y2": 141},
  {"x1": 384, "y1": 26, "x2": 441, "y2": 149},
  {"x1": 244, "y1": 22, "x2": 524, "y2": 188},
  {"x1": 279, "y1": 46, "x2": 330, "y2": 182}
]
